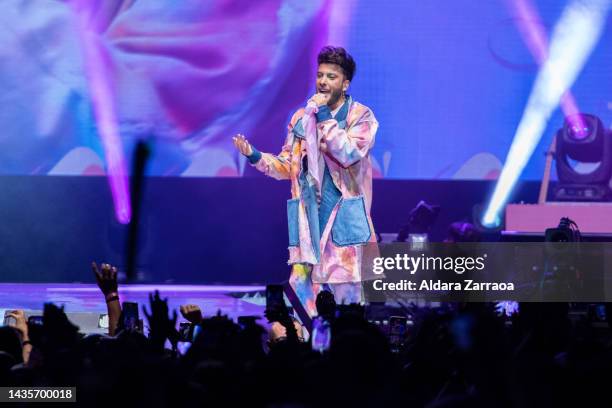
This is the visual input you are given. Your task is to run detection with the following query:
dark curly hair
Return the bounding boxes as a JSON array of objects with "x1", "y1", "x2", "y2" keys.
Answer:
[{"x1": 317, "y1": 46, "x2": 356, "y2": 81}]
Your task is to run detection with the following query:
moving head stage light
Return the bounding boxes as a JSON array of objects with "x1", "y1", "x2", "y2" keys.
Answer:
[{"x1": 554, "y1": 113, "x2": 612, "y2": 201}]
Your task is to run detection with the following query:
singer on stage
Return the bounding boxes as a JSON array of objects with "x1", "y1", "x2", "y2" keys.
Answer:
[{"x1": 233, "y1": 46, "x2": 378, "y2": 315}]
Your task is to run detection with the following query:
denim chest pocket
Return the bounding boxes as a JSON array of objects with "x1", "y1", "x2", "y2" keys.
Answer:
[
  {"x1": 331, "y1": 196, "x2": 371, "y2": 246},
  {"x1": 287, "y1": 198, "x2": 300, "y2": 247}
]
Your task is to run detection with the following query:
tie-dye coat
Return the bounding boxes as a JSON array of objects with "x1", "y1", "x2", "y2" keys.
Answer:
[{"x1": 253, "y1": 98, "x2": 378, "y2": 283}]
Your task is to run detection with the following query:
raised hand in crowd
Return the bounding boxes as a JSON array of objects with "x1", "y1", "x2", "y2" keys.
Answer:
[
  {"x1": 180, "y1": 304, "x2": 203, "y2": 324},
  {"x1": 5, "y1": 309, "x2": 31, "y2": 364},
  {"x1": 92, "y1": 262, "x2": 118, "y2": 299},
  {"x1": 264, "y1": 302, "x2": 300, "y2": 345},
  {"x1": 143, "y1": 290, "x2": 178, "y2": 351},
  {"x1": 92, "y1": 261, "x2": 121, "y2": 336}
]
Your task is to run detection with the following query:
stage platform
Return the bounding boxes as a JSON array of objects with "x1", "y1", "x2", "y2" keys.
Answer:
[
  {"x1": 0, "y1": 283, "x2": 266, "y2": 334},
  {"x1": 505, "y1": 202, "x2": 612, "y2": 235}
]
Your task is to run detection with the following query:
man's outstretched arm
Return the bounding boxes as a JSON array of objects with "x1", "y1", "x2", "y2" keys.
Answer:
[{"x1": 232, "y1": 115, "x2": 300, "y2": 181}]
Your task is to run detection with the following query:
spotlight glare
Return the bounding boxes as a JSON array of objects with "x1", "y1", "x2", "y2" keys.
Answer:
[{"x1": 483, "y1": 0, "x2": 610, "y2": 226}]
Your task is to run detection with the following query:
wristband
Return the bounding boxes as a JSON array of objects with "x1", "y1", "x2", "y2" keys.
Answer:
[{"x1": 105, "y1": 293, "x2": 119, "y2": 303}]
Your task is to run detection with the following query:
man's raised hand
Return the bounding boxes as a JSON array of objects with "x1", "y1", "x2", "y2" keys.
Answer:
[{"x1": 232, "y1": 133, "x2": 253, "y2": 156}]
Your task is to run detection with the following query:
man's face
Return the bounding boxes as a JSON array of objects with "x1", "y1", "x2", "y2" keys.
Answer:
[{"x1": 316, "y1": 63, "x2": 348, "y2": 108}]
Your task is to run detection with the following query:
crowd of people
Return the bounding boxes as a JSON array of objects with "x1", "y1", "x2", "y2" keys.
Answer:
[{"x1": 1, "y1": 257, "x2": 612, "y2": 407}]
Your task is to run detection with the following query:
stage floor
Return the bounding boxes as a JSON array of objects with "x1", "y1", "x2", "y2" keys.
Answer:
[{"x1": 0, "y1": 283, "x2": 267, "y2": 331}]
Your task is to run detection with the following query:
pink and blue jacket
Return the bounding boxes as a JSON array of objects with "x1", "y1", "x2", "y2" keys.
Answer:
[{"x1": 250, "y1": 97, "x2": 378, "y2": 283}]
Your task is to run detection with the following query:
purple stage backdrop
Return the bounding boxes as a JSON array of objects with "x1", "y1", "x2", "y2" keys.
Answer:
[{"x1": 1, "y1": 0, "x2": 610, "y2": 180}]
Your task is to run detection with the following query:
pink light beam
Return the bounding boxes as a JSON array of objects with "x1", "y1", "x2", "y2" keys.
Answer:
[{"x1": 70, "y1": 1, "x2": 131, "y2": 224}]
